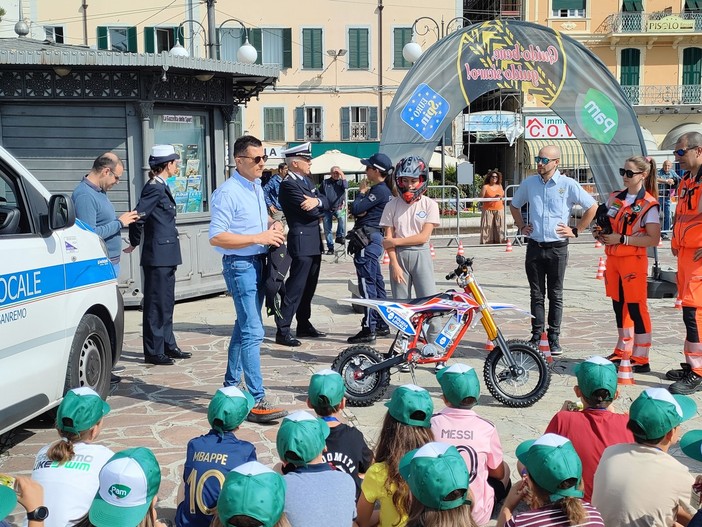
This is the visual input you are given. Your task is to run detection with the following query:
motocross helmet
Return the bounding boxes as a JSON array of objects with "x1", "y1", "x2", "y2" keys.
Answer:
[{"x1": 395, "y1": 156, "x2": 429, "y2": 204}]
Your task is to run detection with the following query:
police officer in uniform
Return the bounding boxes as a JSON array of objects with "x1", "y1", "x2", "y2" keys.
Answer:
[
  {"x1": 126, "y1": 145, "x2": 192, "y2": 365},
  {"x1": 347, "y1": 153, "x2": 393, "y2": 344},
  {"x1": 275, "y1": 142, "x2": 330, "y2": 347}
]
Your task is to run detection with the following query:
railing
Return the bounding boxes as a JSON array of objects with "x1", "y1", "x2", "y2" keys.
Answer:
[
  {"x1": 621, "y1": 84, "x2": 702, "y2": 106},
  {"x1": 597, "y1": 11, "x2": 702, "y2": 34},
  {"x1": 304, "y1": 124, "x2": 322, "y2": 140}
]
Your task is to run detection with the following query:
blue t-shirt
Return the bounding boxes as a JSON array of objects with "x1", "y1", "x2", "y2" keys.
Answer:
[{"x1": 175, "y1": 430, "x2": 257, "y2": 527}]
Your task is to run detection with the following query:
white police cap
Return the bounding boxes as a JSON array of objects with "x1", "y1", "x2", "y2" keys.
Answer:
[{"x1": 282, "y1": 142, "x2": 313, "y2": 159}]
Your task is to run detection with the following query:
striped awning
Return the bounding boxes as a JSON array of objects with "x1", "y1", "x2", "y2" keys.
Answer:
[{"x1": 525, "y1": 139, "x2": 588, "y2": 169}]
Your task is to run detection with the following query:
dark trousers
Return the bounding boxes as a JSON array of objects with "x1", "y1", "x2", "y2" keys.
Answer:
[
  {"x1": 525, "y1": 242, "x2": 569, "y2": 337},
  {"x1": 276, "y1": 254, "x2": 321, "y2": 336},
  {"x1": 142, "y1": 265, "x2": 177, "y2": 357},
  {"x1": 353, "y1": 236, "x2": 388, "y2": 332}
]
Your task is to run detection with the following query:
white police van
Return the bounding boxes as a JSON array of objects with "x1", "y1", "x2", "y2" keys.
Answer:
[{"x1": 0, "y1": 146, "x2": 123, "y2": 435}]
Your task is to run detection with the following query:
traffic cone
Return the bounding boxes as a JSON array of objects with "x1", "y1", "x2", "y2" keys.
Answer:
[
  {"x1": 484, "y1": 338, "x2": 494, "y2": 352},
  {"x1": 595, "y1": 257, "x2": 606, "y2": 280},
  {"x1": 430, "y1": 244, "x2": 436, "y2": 259},
  {"x1": 505, "y1": 239, "x2": 513, "y2": 252},
  {"x1": 658, "y1": 237, "x2": 663, "y2": 247},
  {"x1": 538, "y1": 331, "x2": 553, "y2": 363},
  {"x1": 594, "y1": 239, "x2": 603, "y2": 248},
  {"x1": 617, "y1": 350, "x2": 636, "y2": 385},
  {"x1": 382, "y1": 251, "x2": 390, "y2": 265},
  {"x1": 675, "y1": 297, "x2": 683, "y2": 310},
  {"x1": 457, "y1": 241, "x2": 465, "y2": 257}
]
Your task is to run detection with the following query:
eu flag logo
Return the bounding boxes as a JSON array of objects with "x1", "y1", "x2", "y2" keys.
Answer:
[{"x1": 400, "y1": 83, "x2": 450, "y2": 140}]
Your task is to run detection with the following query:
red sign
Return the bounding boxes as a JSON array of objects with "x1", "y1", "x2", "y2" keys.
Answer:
[{"x1": 525, "y1": 116, "x2": 575, "y2": 139}]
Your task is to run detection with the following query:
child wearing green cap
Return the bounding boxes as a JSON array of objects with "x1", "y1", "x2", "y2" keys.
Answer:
[
  {"x1": 356, "y1": 385, "x2": 435, "y2": 527},
  {"x1": 306, "y1": 369, "x2": 373, "y2": 498},
  {"x1": 276, "y1": 410, "x2": 356, "y2": 527},
  {"x1": 400, "y1": 442, "x2": 479, "y2": 527},
  {"x1": 174, "y1": 386, "x2": 257, "y2": 527},
  {"x1": 544, "y1": 356, "x2": 633, "y2": 502},
  {"x1": 497, "y1": 433, "x2": 604, "y2": 527},
  {"x1": 592, "y1": 387, "x2": 697, "y2": 527},
  {"x1": 31, "y1": 387, "x2": 113, "y2": 527},
  {"x1": 431, "y1": 364, "x2": 510, "y2": 526},
  {"x1": 211, "y1": 461, "x2": 291, "y2": 527}
]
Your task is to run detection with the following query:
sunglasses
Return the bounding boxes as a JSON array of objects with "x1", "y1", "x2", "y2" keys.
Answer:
[
  {"x1": 238, "y1": 155, "x2": 269, "y2": 164},
  {"x1": 619, "y1": 168, "x2": 644, "y2": 178},
  {"x1": 673, "y1": 146, "x2": 699, "y2": 157},
  {"x1": 534, "y1": 156, "x2": 558, "y2": 164}
]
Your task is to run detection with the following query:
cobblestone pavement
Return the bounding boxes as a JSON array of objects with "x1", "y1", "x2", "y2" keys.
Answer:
[{"x1": 2, "y1": 237, "x2": 702, "y2": 525}]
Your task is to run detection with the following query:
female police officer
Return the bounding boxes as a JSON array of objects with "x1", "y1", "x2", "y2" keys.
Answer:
[{"x1": 347, "y1": 153, "x2": 394, "y2": 344}]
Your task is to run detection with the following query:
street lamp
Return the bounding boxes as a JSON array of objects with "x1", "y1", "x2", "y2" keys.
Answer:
[
  {"x1": 401, "y1": 16, "x2": 471, "y2": 188},
  {"x1": 170, "y1": 19, "x2": 208, "y2": 58},
  {"x1": 218, "y1": 18, "x2": 258, "y2": 64}
]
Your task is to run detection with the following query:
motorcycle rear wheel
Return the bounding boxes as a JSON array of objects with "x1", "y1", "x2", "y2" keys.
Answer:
[
  {"x1": 332, "y1": 345, "x2": 391, "y2": 407},
  {"x1": 484, "y1": 339, "x2": 550, "y2": 407}
]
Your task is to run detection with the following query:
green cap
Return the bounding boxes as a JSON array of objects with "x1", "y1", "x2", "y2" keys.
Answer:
[
  {"x1": 89, "y1": 448, "x2": 161, "y2": 527},
  {"x1": 276, "y1": 411, "x2": 330, "y2": 466},
  {"x1": 573, "y1": 356, "x2": 618, "y2": 399},
  {"x1": 628, "y1": 388, "x2": 697, "y2": 440},
  {"x1": 217, "y1": 461, "x2": 286, "y2": 527},
  {"x1": 399, "y1": 442, "x2": 470, "y2": 510},
  {"x1": 57, "y1": 387, "x2": 110, "y2": 434},
  {"x1": 308, "y1": 369, "x2": 345, "y2": 409},
  {"x1": 516, "y1": 433, "x2": 584, "y2": 502},
  {"x1": 436, "y1": 364, "x2": 480, "y2": 406},
  {"x1": 681, "y1": 430, "x2": 702, "y2": 462},
  {"x1": 0, "y1": 477, "x2": 17, "y2": 521},
  {"x1": 384, "y1": 384, "x2": 434, "y2": 428},
  {"x1": 208, "y1": 386, "x2": 255, "y2": 434}
]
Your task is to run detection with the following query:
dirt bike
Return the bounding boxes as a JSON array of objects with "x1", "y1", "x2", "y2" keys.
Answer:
[{"x1": 332, "y1": 255, "x2": 551, "y2": 408}]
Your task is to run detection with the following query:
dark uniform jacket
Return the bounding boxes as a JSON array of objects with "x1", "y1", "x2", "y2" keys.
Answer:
[{"x1": 279, "y1": 173, "x2": 329, "y2": 258}]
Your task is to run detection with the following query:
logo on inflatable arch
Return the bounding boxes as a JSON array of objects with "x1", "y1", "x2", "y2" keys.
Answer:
[
  {"x1": 400, "y1": 83, "x2": 450, "y2": 140},
  {"x1": 576, "y1": 88, "x2": 619, "y2": 144}
]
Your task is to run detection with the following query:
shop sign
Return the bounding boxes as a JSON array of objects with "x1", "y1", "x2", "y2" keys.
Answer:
[
  {"x1": 525, "y1": 115, "x2": 575, "y2": 139},
  {"x1": 646, "y1": 15, "x2": 694, "y2": 32},
  {"x1": 162, "y1": 115, "x2": 194, "y2": 124}
]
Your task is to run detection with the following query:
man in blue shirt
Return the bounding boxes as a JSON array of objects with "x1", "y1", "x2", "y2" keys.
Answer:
[
  {"x1": 657, "y1": 159, "x2": 680, "y2": 239},
  {"x1": 209, "y1": 135, "x2": 288, "y2": 423},
  {"x1": 263, "y1": 163, "x2": 287, "y2": 224},
  {"x1": 319, "y1": 166, "x2": 348, "y2": 254},
  {"x1": 510, "y1": 145, "x2": 597, "y2": 354}
]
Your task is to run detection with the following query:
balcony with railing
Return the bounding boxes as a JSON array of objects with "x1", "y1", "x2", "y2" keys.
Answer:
[
  {"x1": 304, "y1": 123, "x2": 322, "y2": 141},
  {"x1": 621, "y1": 84, "x2": 702, "y2": 107},
  {"x1": 597, "y1": 11, "x2": 702, "y2": 35}
]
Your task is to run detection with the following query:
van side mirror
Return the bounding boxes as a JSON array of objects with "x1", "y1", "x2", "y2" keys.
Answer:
[{"x1": 41, "y1": 194, "x2": 76, "y2": 236}]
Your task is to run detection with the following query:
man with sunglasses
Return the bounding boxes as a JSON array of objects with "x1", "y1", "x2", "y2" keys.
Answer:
[
  {"x1": 209, "y1": 135, "x2": 288, "y2": 423},
  {"x1": 668, "y1": 132, "x2": 702, "y2": 394},
  {"x1": 510, "y1": 145, "x2": 597, "y2": 355},
  {"x1": 275, "y1": 142, "x2": 330, "y2": 347}
]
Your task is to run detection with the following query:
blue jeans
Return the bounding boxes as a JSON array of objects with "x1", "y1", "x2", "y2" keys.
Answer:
[
  {"x1": 222, "y1": 254, "x2": 265, "y2": 400},
  {"x1": 659, "y1": 196, "x2": 671, "y2": 232},
  {"x1": 324, "y1": 210, "x2": 346, "y2": 249}
]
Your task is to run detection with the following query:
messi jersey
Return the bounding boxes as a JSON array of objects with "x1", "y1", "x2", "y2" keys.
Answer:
[{"x1": 175, "y1": 430, "x2": 256, "y2": 527}]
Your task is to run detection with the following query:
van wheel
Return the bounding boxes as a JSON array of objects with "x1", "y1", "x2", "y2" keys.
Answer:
[{"x1": 65, "y1": 314, "x2": 112, "y2": 398}]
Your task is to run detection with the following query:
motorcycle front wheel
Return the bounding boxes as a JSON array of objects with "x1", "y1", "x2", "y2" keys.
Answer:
[
  {"x1": 483, "y1": 339, "x2": 550, "y2": 407},
  {"x1": 332, "y1": 345, "x2": 391, "y2": 407}
]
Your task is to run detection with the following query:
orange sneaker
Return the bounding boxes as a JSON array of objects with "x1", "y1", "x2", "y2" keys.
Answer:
[{"x1": 246, "y1": 397, "x2": 288, "y2": 423}]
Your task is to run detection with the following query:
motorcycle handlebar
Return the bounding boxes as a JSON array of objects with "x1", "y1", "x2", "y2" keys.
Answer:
[{"x1": 446, "y1": 255, "x2": 474, "y2": 281}]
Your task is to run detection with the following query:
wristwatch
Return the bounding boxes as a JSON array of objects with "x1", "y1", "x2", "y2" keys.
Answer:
[
  {"x1": 620, "y1": 234, "x2": 625, "y2": 244},
  {"x1": 27, "y1": 507, "x2": 49, "y2": 521},
  {"x1": 572, "y1": 228, "x2": 578, "y2": 238}
]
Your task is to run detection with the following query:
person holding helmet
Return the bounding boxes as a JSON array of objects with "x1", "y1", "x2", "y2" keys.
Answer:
[{"x1": 379, "y1": 156, "x2": 440, "y2": 303}]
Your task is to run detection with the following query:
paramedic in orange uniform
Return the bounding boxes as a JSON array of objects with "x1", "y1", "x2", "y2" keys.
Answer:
[
  {"x1": 595, "y1": 156, "x2": 660, "y2": 374},
  {"x1": 668, "y1": 131, "x2": 702, "y2": 394}
]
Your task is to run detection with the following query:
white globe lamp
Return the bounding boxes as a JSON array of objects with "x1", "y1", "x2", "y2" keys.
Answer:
[
  {"x1": 402, "y1": 41, "x2": 423, "y2": 64},
  {"x1": 237, "y1": 38, "x2": 258, "y2": 64}
]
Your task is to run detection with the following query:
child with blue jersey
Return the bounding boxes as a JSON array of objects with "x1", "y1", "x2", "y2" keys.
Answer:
[{"x1": 175, "y1": 386, "x2": 257, "y2": 527}]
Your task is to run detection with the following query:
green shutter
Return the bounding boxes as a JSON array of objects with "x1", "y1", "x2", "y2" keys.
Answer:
[
  {"x1": 282, "y1": 28, "x2": 292, "y2": 68},
  {"x1": 683, "y1": 47, "x2": 702, "y2": 85},
  {"x1": 623, "y1": 0, "x2": 643, "y2": 12},
  {"x1": 127, "y1": 27, "x2": 137, "y2": 52},
  {"x1": 313, "y1": 29, "x2": 322, "y2": 68},
  {"x1": 393, "y1": 28, "x2": 412, "y2": 68},
  {"x1": 552, "y1": 0, "x2": 585, "y2": 10},
  {"x1": 249, "y1": 28, "x2": 262, "y2": 65},
  {"x1": 349, "y1": 28, "x2": 369, "y2": 69},
  {"x1": 144, "y1": 27, "x2": 154, "y2": 53},
  {"x1": 340, "y1": 107, "x2": 350, "y2": 140},
  {"x1": 303, "y1": 28, "x2": 322, "y2": 69},
  {"x1": 97, "y1": 26, "x2": 108, "y2": 50},
  {"x1": 369, "y1": 107, "x2": 378, "y2": 140},
  {"x1": 175, "y1": 26, "x2": 184, "y2": 45},
  {"x1": 303, "y1": 29, "x2": 312, "y2": 68},
  {"x1": 620, "y1": 48, "x2": 640, "y2": 86},
  {"x1": 295, "y1": 107, "x2": 305, "y2": 141}
]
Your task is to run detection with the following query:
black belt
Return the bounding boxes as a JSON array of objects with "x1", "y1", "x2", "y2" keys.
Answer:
[
  {"x1": 528, "y1": 239, "x2": 569, "y2": 249},
  {"x1": 223, "y1": 253, "x2": 266, "y2": 260}
]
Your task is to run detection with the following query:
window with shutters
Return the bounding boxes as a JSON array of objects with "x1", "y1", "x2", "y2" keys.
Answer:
[
  {"x1": 340, "y1": 107, "x2": 378, "y2": 141},
  {"x1": 218, "y1": 27, "x2": 292, "y2": 67},
  {"x1": 44, "y1": 26, "x2": 65, "y2": 43},
  {"x1": 144, "y1": 27, "x2": 180, "y2": 53},
  {"x1": 682, "y1": 47, "x2": 702, "y2": 103},
  {"x1": 264, "y1": 107, "x2": 286, "y2": 142},
  {"x1": 393, "y1": 27, "x2": 412, "y2": 69},
  {"x1": 302, "y1": 28, "x2": 323, "y2": 69},
  {"x1": 348, "y1": 28, "x2": 369, "y2": 70},
  {"x1": 295, "y1": 107, "x2": 323, "y2": 141},
  {"x1": 551, "y1": 0, "x2": 585, "y2": 17},
  {"x1": 97, "y1": 26, "x2": 137, "y2": 52},
  {"x1": 622, "y1": 0, "x2": 643, "y2": 12}
]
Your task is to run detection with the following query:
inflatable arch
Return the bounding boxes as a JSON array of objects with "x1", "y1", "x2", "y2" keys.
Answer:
[{"x1": 380, "y1": 19, "x2": 646, "y2": 197}]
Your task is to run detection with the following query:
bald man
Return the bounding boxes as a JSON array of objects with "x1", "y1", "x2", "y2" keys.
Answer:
[{"x1": 510, "y1": 145, "x2": 597, "y2": 355}]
